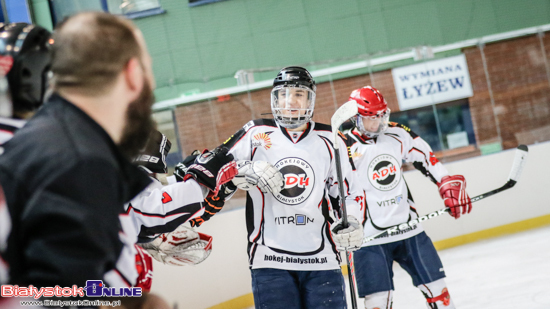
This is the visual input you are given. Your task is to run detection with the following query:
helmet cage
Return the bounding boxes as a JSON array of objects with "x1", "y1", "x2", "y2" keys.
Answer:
[
  {"x1": 353, "y1": 108, "x2": 391, "y2": 138},
  {"x1": 271, "y1": 84, "x2": 315, "y2": 129}
]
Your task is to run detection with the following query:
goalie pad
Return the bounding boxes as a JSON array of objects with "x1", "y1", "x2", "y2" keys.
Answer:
[
  {"x1": 231, "y1": 160, "x2": 284, "y2": 194},
  {"x1": 134, "y1": 245, "x2": 153, "y2": 292},
  {"x1": 140, "y1": 225, "x2": 213, "y2": 266}
]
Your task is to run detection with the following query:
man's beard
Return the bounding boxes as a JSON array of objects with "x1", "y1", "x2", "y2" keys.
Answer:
[{"x1": 118, "y1": 79, "x2": 155, "y2": 160}]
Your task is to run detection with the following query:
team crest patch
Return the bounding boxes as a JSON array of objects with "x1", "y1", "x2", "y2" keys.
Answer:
[
  {"x1": 273, "y1": 157, "x2": 315, "y2": 205},
  {"x1": 368, "y1": 154, "x2": 401, "y2": 191},
  {"x1": 252, "y1": 132, "x2": 272, "y2": 150}
]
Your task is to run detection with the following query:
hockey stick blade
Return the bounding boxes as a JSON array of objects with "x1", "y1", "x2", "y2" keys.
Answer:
[
  {"x1": 331, "y1": 100, "x2": 358, "y2": 150},
  {"x1": 507, "y1": 144, "x2": 528, "y2": 183},
  {"x1": 363, "y1": 144, "x2": 529, "y2": 244}
]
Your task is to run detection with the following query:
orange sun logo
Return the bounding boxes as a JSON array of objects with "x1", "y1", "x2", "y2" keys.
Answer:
[{"x1": 253, "y1": 133, "x2": 272, "y2": 150}]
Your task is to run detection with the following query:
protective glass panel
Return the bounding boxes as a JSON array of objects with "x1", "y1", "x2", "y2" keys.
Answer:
[{"x1": 391, "y1": 99, "x2": 475, "y2": 152}]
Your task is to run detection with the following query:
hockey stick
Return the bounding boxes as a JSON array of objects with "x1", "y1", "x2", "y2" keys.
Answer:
[
  {"x1": 363, "y1": 144, "x2": 529, "y2": 243},
  {"x1": 331, "y1": 100, "x2": 359, "y2": 309}
]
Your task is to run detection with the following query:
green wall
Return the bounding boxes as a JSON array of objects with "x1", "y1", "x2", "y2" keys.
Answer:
[{"x1": 30, "y1": 0, "x2": 550, "y2": 101}]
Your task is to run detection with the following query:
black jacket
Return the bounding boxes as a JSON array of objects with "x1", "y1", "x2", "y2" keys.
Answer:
[{"x1": 0, "y1": 93, "x2": 150, "y2": 288}]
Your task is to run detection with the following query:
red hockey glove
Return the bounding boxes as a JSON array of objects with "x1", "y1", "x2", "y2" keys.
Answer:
[
  {"x1": 176, "y1": 147, "x2": 238, "y2": 195},
  {"x1": 437, "y1": 175, "x2": 472, "y2": 219},
  {"x1": 134, "y1": 245, "x2": 154, "y2": 292}
]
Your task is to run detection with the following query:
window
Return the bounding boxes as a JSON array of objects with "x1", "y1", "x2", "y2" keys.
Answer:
[
  {"x1": 49, "y1": 0, "x2": 104, "y2": 24},
  {"x1": 189, "y1": 0, "x2": 228, "y2": 8},
  {"x1": 106, "y1": 0, "x2": 164, "y2": 18},
  {"x1": 391, "y1": 99, "x2": 476, "y2": 153},
  {"x1": 49, "y1": 0, "x2": 164, "y2": 24}
]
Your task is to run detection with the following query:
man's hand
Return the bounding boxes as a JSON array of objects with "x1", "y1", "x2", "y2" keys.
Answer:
[
  {"x1": 331, "y1": 216, "x2": 363, "y2": 251},
  {"x1": 231, "y1": 160, "x2": 284, "y2": 194},
  {"x1": 437, "y1": 175, "x2": 472, "y2": 219}
]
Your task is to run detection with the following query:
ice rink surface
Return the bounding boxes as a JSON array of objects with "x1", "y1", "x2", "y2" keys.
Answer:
[{"x1": 344, "y1": 225, "x2": 550, "y2": 308}]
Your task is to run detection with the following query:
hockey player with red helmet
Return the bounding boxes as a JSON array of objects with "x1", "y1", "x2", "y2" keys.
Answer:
[
  {"x1": 220, "y1": 66, "x2": 365, "y2": 308},
  {"x1": 341, "y1": 86, "x2": 472, "y2": 309}
]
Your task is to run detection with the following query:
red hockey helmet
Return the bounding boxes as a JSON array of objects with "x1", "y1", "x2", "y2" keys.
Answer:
[
  {"x1": 349, "y1": 86, "x2": 387, "y2": 117},
  {"x1": 349, "y1": 86, "x2": 390, "y2": 138}
]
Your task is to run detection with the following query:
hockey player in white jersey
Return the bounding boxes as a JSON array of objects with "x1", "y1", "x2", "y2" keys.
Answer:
[
  {"x1": 342, "y1": 86, "x2": 472, "y2": 309},
  {"x1": 123, "y1": 129, "x2": 246, "y2": 290},
  {"x1": 222, "y1": 66, "x2": 365, "y2": 308}
]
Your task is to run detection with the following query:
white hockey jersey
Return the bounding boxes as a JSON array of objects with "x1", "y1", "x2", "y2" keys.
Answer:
[
  {"x1": 126, "y1": 177, "x2": 205, "y2": 242},
  {"x1": 223, "y1": 119, "x2": 363, "y2": 271},
  {"x1": 343, "y1": 123, "x2": 449, "y2": 246},
  {"x1": 107, "y1": 178, "x2": 206, "y2": 287}
]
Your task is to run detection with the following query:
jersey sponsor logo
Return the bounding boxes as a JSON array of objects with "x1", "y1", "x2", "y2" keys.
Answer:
[
  {"x1": 263, "y1": 254, "x2": 328, "y2": 264},
  {"x1": 368, "y1": 154, "x2": 401, "y2": 191},
  {"x1": 273, "y1": 158, "x2": 315, "y2": 205},
  {"x1": 252, "y1": 132, "x2": 272, "y2": 150},
  {"x1": 351, "y1": 148, "x2": 362, "y2": 159},
  {"x1": 377, "y1": 194, "x2": 402, "y2": 207},
  {"x1": 274, "y1": 214, "x2": 314, "y2": 225}
]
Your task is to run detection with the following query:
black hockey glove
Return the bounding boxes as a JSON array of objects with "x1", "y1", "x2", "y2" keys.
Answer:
[
  {"x1": 174, "y1": 147, "x2": 238, "y2": 195},
  {"x1": 173, "y1": 150, "x2": 201, "y2": 182},
  {"x1": 134, "y1": 130, "x2": 172, "y2": 174},
  {"x1": 190, "y1": 182, "x2": 237, "y2": 227}
]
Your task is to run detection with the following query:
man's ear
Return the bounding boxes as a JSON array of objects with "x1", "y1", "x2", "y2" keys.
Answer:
[{"x1": 124, "y1": 57, "x2": 144, "y2": 94}]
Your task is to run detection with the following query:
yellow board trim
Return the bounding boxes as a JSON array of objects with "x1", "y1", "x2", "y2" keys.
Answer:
[
  {"x1": 433, "y1": 214, "x2": 550, "y2": 250},
  {"x1": 211, "y1": 214, "x2": 550, "y2": 308},
  {"x1": 207, "y1": 293, "x2": 254, "y2": 309}
]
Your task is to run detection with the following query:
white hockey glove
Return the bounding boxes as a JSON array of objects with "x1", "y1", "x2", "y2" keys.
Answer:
[
  {"x1": 140, "y1": 225, "x2": 213, "y2": 266},
  {"x1": 331, "y1": 216, "x2": 363, "y2": 251},
  {"x1": 231, "y1": 160, "x2": 284, "y2": 194}
]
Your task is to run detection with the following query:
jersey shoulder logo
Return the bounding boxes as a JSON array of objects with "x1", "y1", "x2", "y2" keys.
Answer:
[
  {"x1": 368, "y1": 154, "x2": 401, "y2": 191},
  {"x1": 161, "y1": 192, "x2": 172, "y2": 204},
  {"x1": 243, "y1": 120, "x2": 255, "y2": 132},
  {"x1": 252, "y1": 132, "x2": 273, "y2": 150},
  {"x1": 273, "y1": 157, "x2": 315, "y2": 206}
]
